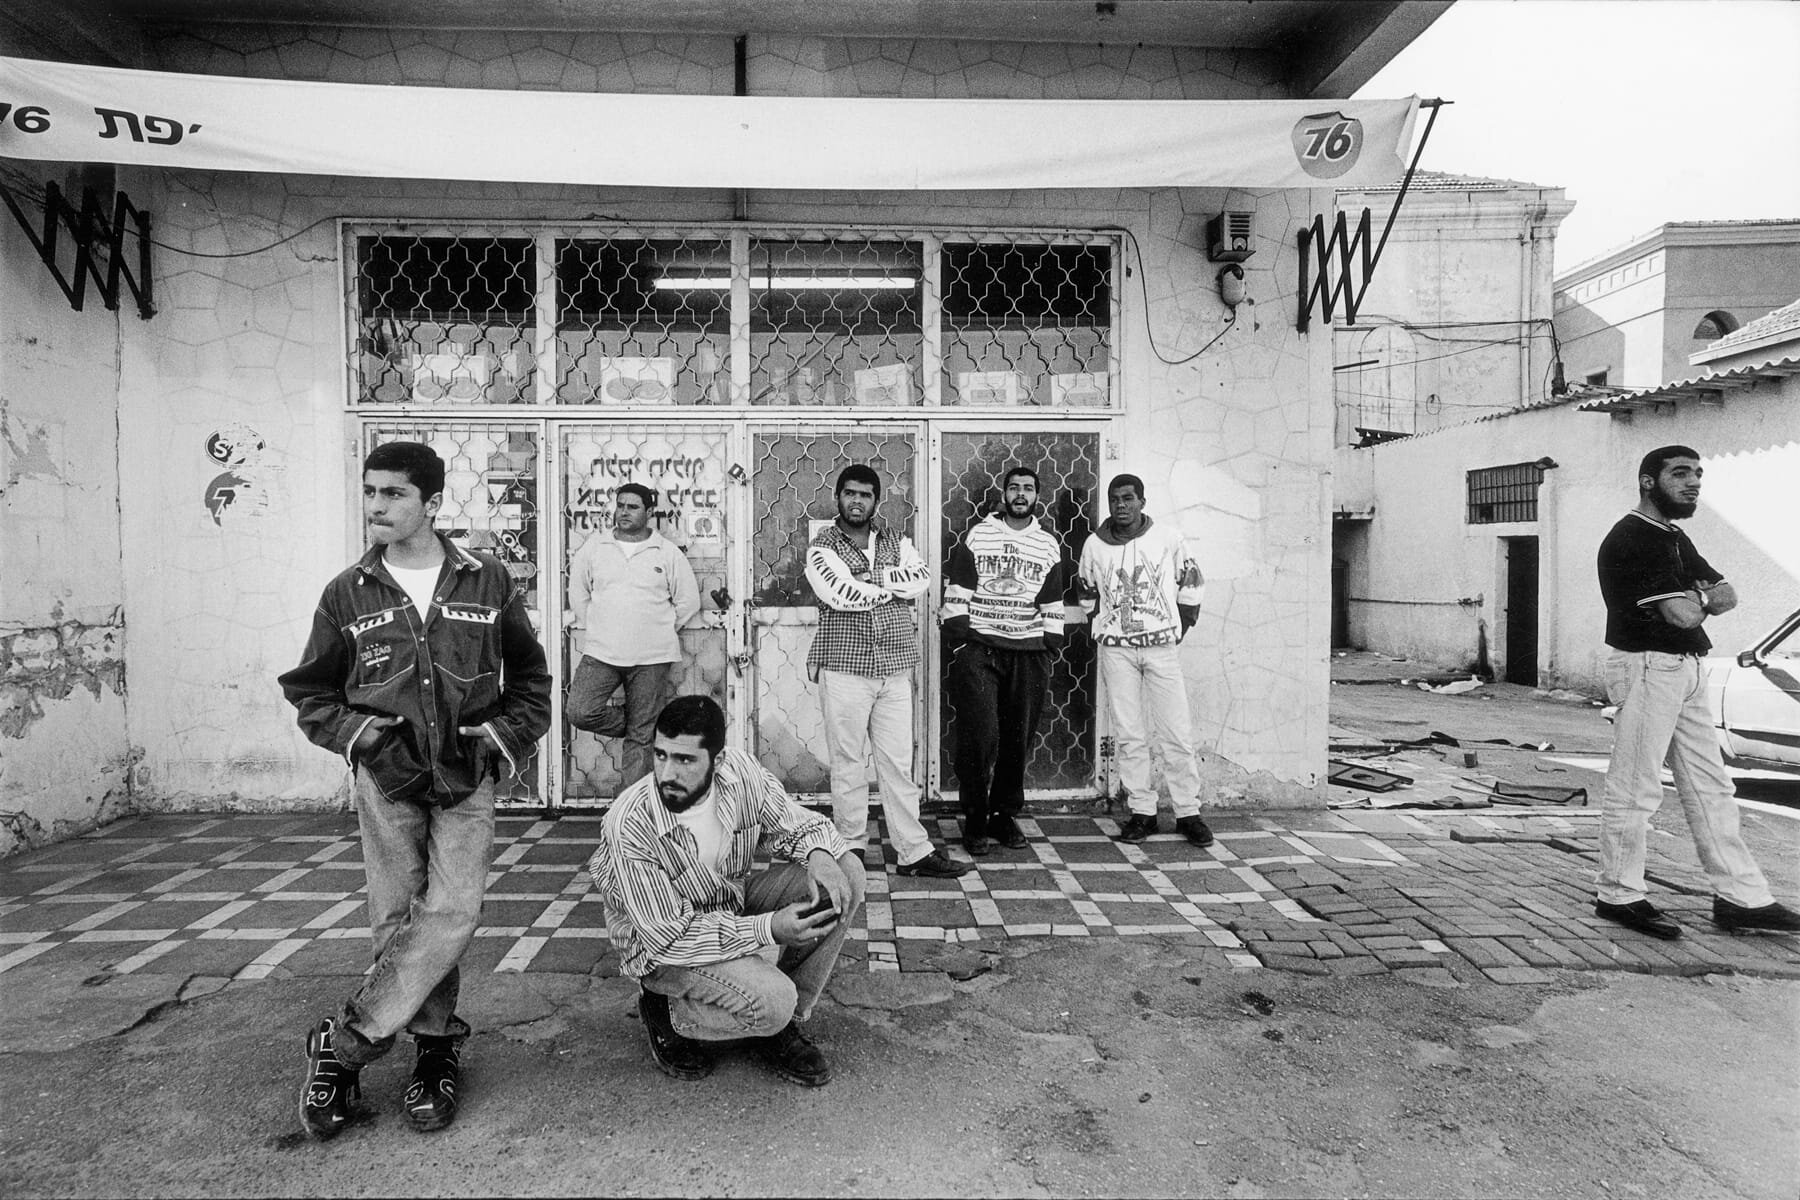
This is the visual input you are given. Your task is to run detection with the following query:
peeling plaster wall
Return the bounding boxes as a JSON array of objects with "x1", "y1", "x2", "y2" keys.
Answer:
[
  {"x1": 112, "y1": 26, "x2": 1331, "y2": 811},
  {"x1": 1346, "y1": 384, "x2": 1799, "y2": 692},
  {"x1": 1, "y1": 165, "x2": 132, "y2": 855}
]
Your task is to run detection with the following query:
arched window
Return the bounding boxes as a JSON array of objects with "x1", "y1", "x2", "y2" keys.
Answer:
[{"x1": 1693, "y1": 310, "x2": 1739, "y2": 341}]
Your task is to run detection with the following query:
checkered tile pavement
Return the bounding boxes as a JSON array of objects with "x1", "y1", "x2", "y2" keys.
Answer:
[{"x1": 5, "y1": 806, "x2": 1796, "y2": 985}]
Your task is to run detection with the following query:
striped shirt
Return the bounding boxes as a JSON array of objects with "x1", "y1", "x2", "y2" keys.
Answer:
[
  {"x1": 804, "y1": 523, "x2": 930, "y2": 678},
  {"x1": 588, "y1": 747, "x2": 846, "y2": 979},
  {"x1": 942, "y1": 513, "x2": 1068, "y2": 651}
]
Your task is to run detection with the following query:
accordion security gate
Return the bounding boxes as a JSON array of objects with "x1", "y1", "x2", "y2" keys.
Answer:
[{"x1": 351, "y1": 223, "x2": 1117, "y2": 809}]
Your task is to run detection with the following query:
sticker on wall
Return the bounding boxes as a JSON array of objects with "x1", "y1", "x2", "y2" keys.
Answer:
[
  {"x1": 204, "y1": 422, "x2": 266, "y2": 468},
  {"x1": 204, "y1": 470, "x2": 272, "y2": 524},
  {"x1": 201, "y1": 423, "x2": 280, "y2": 525}
]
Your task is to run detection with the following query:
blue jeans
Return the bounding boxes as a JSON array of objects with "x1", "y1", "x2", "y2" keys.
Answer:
[
  {"x1": 336, "y1": 766, "x2": 495, "y2": 1068},
  {"x1": 641, "y1": 855, "x2": 866, "y2": 1042},
  {"x1": 567, "y1": 656, "x2": 675, "y2": 787}
]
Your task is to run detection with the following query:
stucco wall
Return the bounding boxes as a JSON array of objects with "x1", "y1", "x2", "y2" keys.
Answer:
[
  {"x1": 97, "y1": 26, "x2": 1332, "y2": 812},
  {"x1": 0, "y1": 164, "x2": 132, "y2": 855},
  {"x1": 1342, "y1": 384, "x2": 1799, "y2": 692}
]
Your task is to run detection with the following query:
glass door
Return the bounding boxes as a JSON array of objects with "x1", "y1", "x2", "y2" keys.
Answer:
[{"x1": 746, "y1": 423, "x2": 924, "y2": 797}]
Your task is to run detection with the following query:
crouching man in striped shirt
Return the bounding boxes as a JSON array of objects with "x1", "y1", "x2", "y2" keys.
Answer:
[{"x1": 589, "y1": 695, "x2": 865, "y2": 1086}]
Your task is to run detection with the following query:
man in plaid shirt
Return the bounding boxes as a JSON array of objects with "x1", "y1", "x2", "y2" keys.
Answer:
[
  {"x1": 805, "y1": 464, "x2": 970, "y2": 878},
  {"x1": 590, "y1": 695, "x2": 864, "y2": 1086}
]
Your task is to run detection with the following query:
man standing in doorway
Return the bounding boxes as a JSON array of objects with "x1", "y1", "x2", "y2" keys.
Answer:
[
  {"x1": 590, "y1": 695, "x2": 865, "y2": 1086},
  {"x1": 1077, "y1": 473, "x2": 1213, "y2": 847},
  {"x1": 943, "y1": 466, "x2": 1068, "y2": 855},
  {"x1": 1592, "y1": 444, "x2": 1799, "y2": 939},
  {"x1": 806, "y1": 464, "x2": 970, "y2": 877},
  {"x1": 567, "y1": 482, "x2": 701, "y2": 787},
  {"x1": 279, "y1": 441, "x2": 551, "y2": 1140}
]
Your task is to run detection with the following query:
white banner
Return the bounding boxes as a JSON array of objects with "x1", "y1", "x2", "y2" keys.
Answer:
[{"x1": 0, "y1": 56, "x2": 1417, "y2": 190}]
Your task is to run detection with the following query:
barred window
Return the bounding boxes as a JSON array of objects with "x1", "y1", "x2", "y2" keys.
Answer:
[
  {"x1": 1466, "y1": 462, "x2": 1545, "y2": 524},
  {"x1": 350, "y1": 227, "x2": 1115, "y2": 409}
]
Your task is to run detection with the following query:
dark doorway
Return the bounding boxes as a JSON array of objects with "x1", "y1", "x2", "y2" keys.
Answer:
[{"x1": 1504, "y1": 536, "x2": 1539, "y2": 685}]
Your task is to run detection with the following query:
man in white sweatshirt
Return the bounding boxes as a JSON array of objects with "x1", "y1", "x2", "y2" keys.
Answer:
[
  {"x1": 1076, "y1": 473, "x2": 1213, "y2": 847},
  {"x1": 567, "y1": 483, "x2": 701, "y2": 786}
]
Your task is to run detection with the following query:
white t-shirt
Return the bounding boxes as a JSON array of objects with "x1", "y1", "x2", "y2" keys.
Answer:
[
  {"x1": 385, "y1": 559, "x2": 442, "y2": 620},
  {"x1": 673, "y1": 791, "x2": 728, "y2": 874}
]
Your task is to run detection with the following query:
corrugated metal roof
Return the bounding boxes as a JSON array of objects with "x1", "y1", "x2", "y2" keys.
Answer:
[{"x1": 1576, "y1": 356, "x2": 1800, "y2": 414}]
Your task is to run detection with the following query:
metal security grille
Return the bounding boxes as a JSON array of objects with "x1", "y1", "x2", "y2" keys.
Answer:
[
  {"x1": 941, "y1": 240, "x2": 1113, "y2": 408},
  {"x1": 558, "y1": 237, "x2": 732, "y2": 405},
  {"x1": 749, "y1": 426, "x2": 921, "y2": 794},
  {"x1": 559, "y1": 424, "x2": 732, "y2": 802},
  {"x1": 1467, "y1": 462, "x2": 1543, "y2": 524},
  {"x1": 750, "y1": 236, "x2": 923, "y2": 406},
  {"x1": 356, "y1": 236, "x2": 538, "y2": 405},
  {"x1": 350, "y1": 226, "x2": 1117, "y2": 410},
  {"x1": 938, "y1": 431, "x2": 1100, "y2": 792},
  {"x1": 362, "y1": 422, "x2": 542, "y2": 806}
]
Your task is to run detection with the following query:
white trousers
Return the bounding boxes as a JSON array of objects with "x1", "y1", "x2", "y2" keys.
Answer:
[
  {"x1": 818, "y1": 669, "x2": 932, "y2": 866},
  {"x1": 1099, "y1": 643, "x2": 1202, "y2": 817},
  {"x1": 1597, "y1": 649, "x2": 1772, "y2": 907}
]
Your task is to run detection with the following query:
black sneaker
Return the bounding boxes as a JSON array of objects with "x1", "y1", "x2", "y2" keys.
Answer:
[
  {"x1": 896, "y1": 849, "x2": 975, "y2": 878},
  {"x1": 1713, "y1": 898, "x2": 1800, "y2": 933},
  {"x1": 1593, "y1": 899, "x2": 1681, "y2": 940},
  {"x1": 1175, "y1": 815, "x2": 1215, "y2": 848},
  {"x1": 1116, "y1": 813, "x2": 1159, "y2": 843},
  {"x1": 638, "y1": 990, "x2": 714, "y2": 1081},
  {"x1": 990, "y1": 815, "x2": 1029, "y2": 850},
  {"x1": 300, "y1": 1018, "x2": 362, "y2": 1141},
  {"x1": 758, "y1": 1021, "x2": 831, "y2": 1087},
  {"x1": 404, "y1": 1036, "x2": 461, "y2": 1132}
]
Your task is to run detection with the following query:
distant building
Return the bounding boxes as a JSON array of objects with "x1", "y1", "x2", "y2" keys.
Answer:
[{"x1": 1552, "y1": 220, "x2": 1800, "y2": 390}]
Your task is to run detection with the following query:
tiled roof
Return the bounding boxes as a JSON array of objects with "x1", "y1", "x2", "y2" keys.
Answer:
[
  {"x1": 1342, "y1": 169, "x2": 1556, "y2": 193},
  {"x1": 1576, "y1": 356, "x2": 1800, "y2": 414},
  {"x1": 1699, "y1": 297, "x2": 1800, "y2": 356}
]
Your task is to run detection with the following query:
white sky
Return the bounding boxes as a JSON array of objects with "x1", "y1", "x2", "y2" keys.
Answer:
[{"x1": 1357, "y1": 0, "x2": 1800, "y2": 272}]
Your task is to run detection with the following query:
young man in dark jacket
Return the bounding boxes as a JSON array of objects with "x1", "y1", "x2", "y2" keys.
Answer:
[{"x1": 278, "y1": 441, "x2": 550, "y2": 1140}]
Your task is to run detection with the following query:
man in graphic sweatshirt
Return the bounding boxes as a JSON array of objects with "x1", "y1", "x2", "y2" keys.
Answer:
[
  {"x1": 942, "y1": 466, "x2": 1069, "y2": 856},
  {"x1": 1076, "y1": 473, "x2": 1213, "y2": 847}
]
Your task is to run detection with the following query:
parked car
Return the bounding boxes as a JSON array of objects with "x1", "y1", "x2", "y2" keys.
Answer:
[{"x1": 1704, "y1": 607, "x2": 1800, "y2": 775}]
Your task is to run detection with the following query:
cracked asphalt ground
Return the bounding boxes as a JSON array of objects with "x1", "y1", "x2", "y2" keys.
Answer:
[
  {"x1": 3, "y1": 939, "x2": 1795, "y2": 1198},
  {"x1": 4, "y1": 668, "x2": 1796, "y2": 1198}
]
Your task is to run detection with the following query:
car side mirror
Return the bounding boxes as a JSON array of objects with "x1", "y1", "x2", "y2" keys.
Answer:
[{"x1": 1737, "y1": 649, "x2": 1764, "y2": 669}]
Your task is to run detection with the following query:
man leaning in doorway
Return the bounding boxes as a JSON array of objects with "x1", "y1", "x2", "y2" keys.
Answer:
[
  {"x1": 279, "y1": 441, "x2": 551, "y2": 1140},
  {"x1": 589, "y1": 694, "x2": 865, "y2": 1086},
  {"x1": 1077, "y1": 472, "x2": 1214, "y2": 848},
  {"x1": 805, "y1": 463, "x2": 971, "y2": 877},
  {"x1": 566, "y1": 482, "x2": 701, "y2": 786},
  {"x1": 1591, "y1": 443, "x2": 1799, "y2": 940},
  {"x1": 943, "y1": 465, "x2": 1069, "y2": 856}
]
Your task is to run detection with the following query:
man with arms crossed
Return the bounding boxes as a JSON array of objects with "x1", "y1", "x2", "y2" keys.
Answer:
[
  {"x1": 806, "y1": 464, "x2": 970, "y2": 877},
  {"x1": 942, "y1": 465, "x2": 1068, "y2": 855},
  {"x1": 280, "y1": 441, "x2": 551, "y2": 1139},
  {"x1": 566, "y1": 482, "x2": 701, "y2": 786},
  {"x1": 590, "y1": 695, "x2": 865, "y2": 1085},
  {"x1": 1078, "y1": 473, "x2": 1214, "y2": 848},
  {"x1": 1592, "y1": 444, "x2": 1798, "y2": 939}
]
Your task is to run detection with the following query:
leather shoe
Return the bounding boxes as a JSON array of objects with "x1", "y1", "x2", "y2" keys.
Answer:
[
  {"x1": 758, "y1": 1021, "x2": 831, "y2": 1087},
  {"x1": 1594, "y1": 899, "x2": 1681, "y2": 940},
  {"x1": 1116, "y1": 813, "x2": 1159, "y2": 843},
  {"x1": 961, "y1": 834, "x2": 995, "y2": 857},
  {"x1": 1713, "y1": 897, "x2": 1800, "y2": 933},
  {"x1": 990, "y1": 815, "x2": 1028, "y2": 850},
  {"x1": 638, "y1": 990, "x2": 715, "y2": 1081}
]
